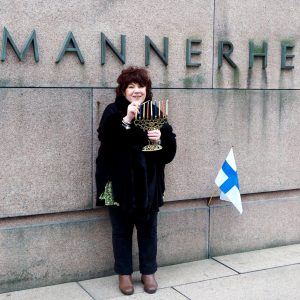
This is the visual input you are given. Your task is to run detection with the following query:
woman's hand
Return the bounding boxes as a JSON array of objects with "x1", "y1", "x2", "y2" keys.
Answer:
[
  {"x1": 147, "y1": 129, "x2": 161, "y2": 143},
  {"x1": 123, "y1": 101, "x2": 139, "y2": 123}
]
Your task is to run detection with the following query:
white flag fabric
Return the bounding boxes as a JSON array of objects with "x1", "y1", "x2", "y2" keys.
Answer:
[{"x1": 215, "y1": 148, "x2": 243, "y2": 214}]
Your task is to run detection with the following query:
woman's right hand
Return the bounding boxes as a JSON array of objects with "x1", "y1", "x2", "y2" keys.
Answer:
[{"x1": 123, "y1": 101, "x2": 139, "y2": 123}]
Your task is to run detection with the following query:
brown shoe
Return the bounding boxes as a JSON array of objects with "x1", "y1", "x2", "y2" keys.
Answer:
[
  {"x1": 141, "y1": 274, "x2": 158, "y2": 294},
  {"x1": 119, "y1": 275, "x2": 134, "y2": 295}
]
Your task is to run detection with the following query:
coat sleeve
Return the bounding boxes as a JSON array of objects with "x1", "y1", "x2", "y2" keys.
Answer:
[
  {"x1": 95, "y1": 104, "x2": 148, "y2": 206},
  {"x1": 95, "y1": 145, "x2": 109, "y2": 206},
  {"x1": 159, "y1": 122, "x2": 177, "y2": 164},
  {"x1": 97, "y1": 104, "x2": 148, "y2": 147},
  {"x1": 95, "y1": 105, "x2": 117, "y2": 206}
]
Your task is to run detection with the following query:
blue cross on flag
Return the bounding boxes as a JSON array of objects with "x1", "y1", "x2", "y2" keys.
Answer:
[{"x1": 215, "y1": 148, "x2": 243, "y2": 214}]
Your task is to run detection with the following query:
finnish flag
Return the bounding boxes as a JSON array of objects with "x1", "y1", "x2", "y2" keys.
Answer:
[{"x1": 215, "y1": 148, "x2": 243, "y2": 214}]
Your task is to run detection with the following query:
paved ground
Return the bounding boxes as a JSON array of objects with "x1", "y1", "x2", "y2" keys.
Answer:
[{"x1": 1, "y1": 244, "x2": 299, "y2": 300}]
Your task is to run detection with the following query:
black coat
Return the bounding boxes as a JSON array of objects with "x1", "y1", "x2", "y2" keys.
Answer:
[{"x1": 95, "y1": 95, "x2": 176, "y2": 217}]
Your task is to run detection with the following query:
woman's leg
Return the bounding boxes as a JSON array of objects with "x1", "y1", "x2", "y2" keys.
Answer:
[
  {"x1": 108, "y1": 207, "x2": 134, "y2": 275},
  {"x1": 135, "y1": 211, "x2": 158, "y2": 275}
]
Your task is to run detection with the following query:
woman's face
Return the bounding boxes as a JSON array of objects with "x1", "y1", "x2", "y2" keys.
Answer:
[{"x1": 124, "y1": 82, "x2": 147, "y2": 104}]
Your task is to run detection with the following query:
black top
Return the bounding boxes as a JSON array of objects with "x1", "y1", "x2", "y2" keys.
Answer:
[{"x1": 95, "y1": 95, "x2": 176, "y2": 218}]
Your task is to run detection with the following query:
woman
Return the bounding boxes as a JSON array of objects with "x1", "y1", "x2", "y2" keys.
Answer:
[{"x1": 95, "y1": 66, "x2": 176, "y2": 295}]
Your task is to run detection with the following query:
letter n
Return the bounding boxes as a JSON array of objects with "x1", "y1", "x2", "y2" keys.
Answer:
[
  {"x1": 145, "y1": 36, "x2": 168, "y2": 66},
  {"x1": 101, "y1": 33, "x2": 126, "y2": 65}
]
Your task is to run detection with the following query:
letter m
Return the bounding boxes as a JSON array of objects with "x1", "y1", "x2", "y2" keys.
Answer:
[{"x1": 1, "y1": 27, "x2": 39, "y2": 62}]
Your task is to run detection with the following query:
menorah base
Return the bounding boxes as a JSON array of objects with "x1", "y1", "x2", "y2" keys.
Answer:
[
  {"x1": 134, "y1": 116, "x2": 167, "y2": 152},
  {"x1": 142, "y1": 144, "x2": 163, "y2": 152}
]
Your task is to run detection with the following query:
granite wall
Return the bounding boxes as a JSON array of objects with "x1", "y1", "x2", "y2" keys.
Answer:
[{"x1": 0, "y1": 0, "x2": 299, "y2": 293}]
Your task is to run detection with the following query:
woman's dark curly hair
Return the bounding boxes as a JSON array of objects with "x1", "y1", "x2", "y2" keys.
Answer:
[{"x1": 116, "y1": 66, "x2": 152, "y2": 100}]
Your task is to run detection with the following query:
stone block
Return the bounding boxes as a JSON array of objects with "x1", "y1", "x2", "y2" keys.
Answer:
[
  {"x1": 131, "y1": 200, "x2": 209, "y2": 270},
  {"x1": 209, "y1": 190, "x2": 300, "y2": 256},
  {"x1": 214, "y1": 244, "x2": 300, "y2": 273},
  {"x1": 93, "y1": 89, "x2": 300, "y2": 203},
  {"x1": 80, "y1": 259, "x2": 236, "y2": 299},
  {"x1": 0, "y1": 200, "x2": 209, "y2": 293},
  {"x1": 0, "y1": 88, "x2": 92, "y2": 218},
  {"x1": 0, "y1": 210, "x2": 113, "y2": 293},
  {"x1": 145, "y1": 258, "x2": 236, "y2": 288},
  {"x1": 175, "y1": 264, "x2": 300, "y2": 300},
  {"x1": 80, "y1": 274, "x2": 140, "y2": 300},
  {"x1": 214, "y1": 0, "x2": 300, "y2": 88},
  {"x1": 0, "y1": 282, "x2": 92, "y2": 300},
  {"x1": 111, "y1": 288, "x2": 187, "y2": 300},
  {"x1": 0, "y1": 0, "x2": 214, "y2": 87},
  {"x1": 154, "y1": 200, "x2": 209, "y2": 265}
]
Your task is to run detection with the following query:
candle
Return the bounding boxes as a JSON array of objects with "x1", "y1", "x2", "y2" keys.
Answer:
[
  {"x1": 137, "y1": 104, "x2": 141, "y2": 119},
  {"x1": 150, "y1": 100, "x2": 153, "y2": 119},
  {"x1": 158, "y1": 101, "x2": 161, "y2": 118},
  {"x1": 166, "y1": 99, "x2": 169, "y2": 116},
  {"x1": 145, "y1": 102, "x2": 148, "y2": 119},
  {"x1": 154, "y1": 100, "x2": 157, "y2": 118},
  {"x1": 138, "y1": 104, "x2": 141, "y2": 119},
  {"x1": 135, "y1": 105, "x2": 138, "y2": 119},
  {"x1": 161, "y1": 99, "x2": 165, "y2": 117},
  {"x1": 143, "y1": 102, "x2": 145, "y2": 119}
]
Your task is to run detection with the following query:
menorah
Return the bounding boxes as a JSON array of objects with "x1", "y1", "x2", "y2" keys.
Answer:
[{"x1": 134, "y1": 99, "x2": 169, "y2": 152}]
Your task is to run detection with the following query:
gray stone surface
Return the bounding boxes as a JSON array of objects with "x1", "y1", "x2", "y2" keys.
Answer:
[
  {"x1": 93, "y1": 89, "x2": 300, "y2": 202},
  {"x1": 0, "y1": 283, "x2": 92, "y2": 300},
  {"x1": 1, "y1": 87, "x2": 298, "y2": 218},
  {"x1": 0, "y1": 88, "x2": 92, "y2": 218},
  {"x1": 0, "y1": 210, "x2": 114, "y2": 293},
  {"x1": 0, "y1": 0, "x2": 213, "y2": 87},
  {"x1": 209, "y1": 190, "x2": 300, "y2": 256},
  {"x1": 0, "y1": 200, "x2": 208, "y2": 293},
  {"x1": 147, "y1": 258, "x2": 236, "y2": 288},
  {"x1": 80, "y1": 274, "x2": 144, "y2": 300},
  {"x1": 214, "y1": 244, "x2": 300, "y2": 273},
  {"x1": 80, "y1": 259, "x2": 236, "y2": 299},
  {"x1": 110, "y1": 288, "x2": 187, "y2": 300},
  {"x1": 175, "y1": 264, "x2": 300, "y2": 300},
  {"x1": 154, "y1": 200, "x2": 209, "y2": 265},
  {"x1": 79, "y1": 271, "x2": 143, "y2": 300},
  {"x1": 122, "y1": 201, "x2": 209, "y2": 272},
  {"x1": 2, "y1": 245, "x2": 300, "y2": 299},
  {"x1": 214, "y1": 0, "x2": 300, "y2": 89},
  {"x1": 2, "y1": 1, "x2": 300, "y2": 89}
]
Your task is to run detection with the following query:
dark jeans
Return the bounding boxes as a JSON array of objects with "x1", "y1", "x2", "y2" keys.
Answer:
[{"x1": 108, "y1": 207, "x2": 158, "y2": 275}]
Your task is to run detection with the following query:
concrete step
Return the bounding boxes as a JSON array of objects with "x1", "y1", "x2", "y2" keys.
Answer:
[{"x1": 0, "y1": 244, "x2": 299, "y2": 300}]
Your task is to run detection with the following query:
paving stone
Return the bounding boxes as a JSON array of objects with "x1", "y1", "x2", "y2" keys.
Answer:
[
  {"x1": 213, "y1": 244, "x2": 300, "y2": 273},
  {"x1": 175, "y1": 264, "x2": 300, "y2": 300},
  {"x1": 79, "y1": 273, "x2": 144, "y2": 300},
  {"x1": 79, "y1": 259, "x2": 236, "y2": 299},
  {"x1": 0, "y1": 282, "x2": 92, "y2": 300},
  {"x1": 110, "y1": 287, "x2": 187, "y2": 300},
  {"x1": 151, "y1": 259, "x2": 237, "y2": 288}
]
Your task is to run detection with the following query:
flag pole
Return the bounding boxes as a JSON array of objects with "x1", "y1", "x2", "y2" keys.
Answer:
[
  {"x1": 207, "y1": 185, "x2": 219, "y2": 206},
  {"x1": 207, "y1": 195, "x2": 214, "y2": 206}
]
